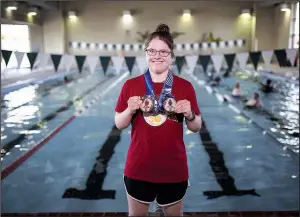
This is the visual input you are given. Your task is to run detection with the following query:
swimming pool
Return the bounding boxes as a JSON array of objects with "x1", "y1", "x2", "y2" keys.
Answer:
[
  {"x1": 209, "y1": 69, "x2": 299, "y2": 155},
  {"x1": 1, "y1": 67, "x2": 298, "y2": 214}
]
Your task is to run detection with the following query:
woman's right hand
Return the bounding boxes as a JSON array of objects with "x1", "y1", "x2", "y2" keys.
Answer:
[{"x1": 127, "y1": 96, "x2": 142, "y2": 114}]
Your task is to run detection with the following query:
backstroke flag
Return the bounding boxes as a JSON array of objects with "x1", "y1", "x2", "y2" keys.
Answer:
[
  {"x1": 111, "y1": 56, "x2": 124, "y2": 75},
  {"x1": 136, "y1": 56, "x2": 147, "y2": 74},
  {"x1": 236, "y1": 52, "x2": 249, "y2": 70},
  {"x1": 185, "y1": 55, "x2": 198, "y2": 74},
  {"x1": 211, "y1": 54, "x2": 223, "y2": 74},
  {"x1": 86, "y1": 56, "x2": 99, "y2": 74},
  {"x1": 261, "y1": 50, "x2": 273, "y2": 71}
]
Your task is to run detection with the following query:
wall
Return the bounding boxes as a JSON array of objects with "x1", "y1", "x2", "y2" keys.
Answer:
[
  {"x1": 1, "y1": 0, "x2": 295, "y2": 55},
  {"x1": 42, "y1": 10, "x2": 66, "y2": 54},
  {"x1": 255, "y1": 6, "x2": 275, "y2": 50},
  {"x1": 62, "y1": 0, "x2": 254, "y2": 55},
  {"x1": 273, "y1": 4, "x2": 292, "y2": 49}
]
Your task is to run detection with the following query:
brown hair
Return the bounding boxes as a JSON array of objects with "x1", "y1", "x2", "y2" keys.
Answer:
[{"x1": 145, "y1": 24, "x2": 174, "y2": 57}]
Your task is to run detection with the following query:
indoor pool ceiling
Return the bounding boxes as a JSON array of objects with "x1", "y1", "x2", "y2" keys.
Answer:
[{"x1": 18, "y1": 0, "x2": 299, "y2": 11}]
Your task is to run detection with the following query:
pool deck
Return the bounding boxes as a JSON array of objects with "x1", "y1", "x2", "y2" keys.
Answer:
[{"x1": 1, "y1": 70, "x2": 299, "y2": 215}]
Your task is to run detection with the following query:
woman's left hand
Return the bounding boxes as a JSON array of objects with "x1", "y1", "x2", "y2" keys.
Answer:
[{"x1": 175, "y1": 100, "x2": 192, "y2": 118}]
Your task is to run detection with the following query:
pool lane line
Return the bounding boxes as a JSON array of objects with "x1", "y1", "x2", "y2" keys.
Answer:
[
  {"x1": 2, "y1": 76, "x2": 112, "y2": 155},
  {"x1": 1, "y1": 72, "x2": 130, "y2": 180},
  {"x1": 188, "y1": 73, "x2": 299, "y2": 160}
]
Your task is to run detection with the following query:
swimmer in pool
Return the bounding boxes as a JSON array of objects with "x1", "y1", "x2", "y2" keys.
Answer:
[
  {"x1": 231, "y1": 82, "x2": 242, "y2": 97},
  {"x1": 245, "y1": 92, "x2": 261, "y2": 108},
  {"x1": 260, "y1": 79, "x2": 273, "y2": 93},
  {"x1": 211, "y1": 76, "x2": 221, "y2": 87}
]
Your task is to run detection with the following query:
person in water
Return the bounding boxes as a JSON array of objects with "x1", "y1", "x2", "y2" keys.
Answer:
[
  {"x1": 260, "y1": 79, "x2": 273, "y2": 93},
  {"x1": 211, "y1": 76, "x2": 221, "y2": 87},
  {"x1": 114, "y1": 24, "x2": 201, "y2": 216},
  {"x1": 245, "y1": 92, "x2": 261, "y2": 108},
  {"x1": 232, "y1": 82, "x2": 242, "y2": 97}
]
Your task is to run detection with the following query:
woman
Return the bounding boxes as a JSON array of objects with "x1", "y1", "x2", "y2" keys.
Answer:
[
  {"x1": 114, "y1": 24, "x2": 202, "y2": 216},
  {"x1": 232, "y1": 82, "x2": 242, "y2": 97},
  {"x1": 245, "y1": 92, "x2": 261, "y2": 108}
]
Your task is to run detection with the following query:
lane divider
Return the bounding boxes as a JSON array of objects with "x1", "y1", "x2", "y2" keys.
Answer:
[
  {"x1": 187, "y1": 73, "x2": 299, "y2": 160},
  {"x1": 1, "y1": 72, "x2": 129, "y2": 180}
]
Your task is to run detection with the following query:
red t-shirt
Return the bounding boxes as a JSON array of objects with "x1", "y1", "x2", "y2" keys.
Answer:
[{"x1": 115, "y1": 74, "x2": 201, "y2": 183}]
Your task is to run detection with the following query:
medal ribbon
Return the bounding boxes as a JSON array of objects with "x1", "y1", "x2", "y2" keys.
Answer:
[{"x1": 144, "y1": 68, "x2": 174, "y2": 114}]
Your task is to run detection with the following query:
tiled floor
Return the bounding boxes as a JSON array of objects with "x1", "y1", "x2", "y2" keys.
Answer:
[{"x1": 1, "y1": 211, "x2": 299, "y2": 216}]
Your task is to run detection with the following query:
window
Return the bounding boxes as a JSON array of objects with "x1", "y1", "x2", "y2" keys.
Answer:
[
  {"x1": 294, "y1": 2, "x2": 299, "y2": 48},
  {"x1": 290, "y1": 2, "x2": 299, "y2": 49},
  {"x1": 1, "y1": 24, "x2": 31, "y2": 68}
]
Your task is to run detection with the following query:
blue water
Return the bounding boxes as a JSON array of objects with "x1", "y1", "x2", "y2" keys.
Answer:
[
  {"x1": 212, "y1": 70, "x2": 299, "y2": 155},
  {"x1": 1, "y1": 67, "x2": 298, "y2": 213}
]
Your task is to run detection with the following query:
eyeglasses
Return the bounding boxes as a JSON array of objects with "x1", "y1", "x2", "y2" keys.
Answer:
[{"x1": 145, "y1": 48, "x2": 171, "y2": 57}]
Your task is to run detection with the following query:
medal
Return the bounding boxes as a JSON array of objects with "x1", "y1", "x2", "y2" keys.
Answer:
[
  {"x1": 142, "y1": 69, "x2": 174, "y2": 114},
  {"x1": 143, "y1": 113, "x2": 167, "y2": 127},
  {"x1": 140, "y1": 96, "x2": 155, "y2": 113},
  {"x1": 163, "y1": 98, "x2": 176, "y2": 113}
]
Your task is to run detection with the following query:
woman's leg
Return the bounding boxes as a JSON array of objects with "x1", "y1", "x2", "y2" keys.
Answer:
[
  {"x1": 156, "y1": 180, "x2": 188, "y2": 216},
  {"x1": 126, "y1": 193, "x2": 150, "y2": 216},
  {"x1": 162, "y1": 200, "x2": 184, "y2": 216}
]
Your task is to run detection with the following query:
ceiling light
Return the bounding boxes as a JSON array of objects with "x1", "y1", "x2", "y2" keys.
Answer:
[
  {"x1": 28, "y1": 7, "x2": 38, "y2": 16},
  {"x1": 280, "y1": 3, "x2": 290, "y2": 12},
  {"x1": 6, "y1": 2, "x2": 18, "y2": 11}
]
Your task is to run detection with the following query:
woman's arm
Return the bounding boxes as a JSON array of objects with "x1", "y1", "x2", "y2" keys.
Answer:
[
  {"x1": 185, "y1": 113, "x2": 202, "y2": 133},
  {"x1": 115, "y1": 108, "x2": 133, "y2": 130}
]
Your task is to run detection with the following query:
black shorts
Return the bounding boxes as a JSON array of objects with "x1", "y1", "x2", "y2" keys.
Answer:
[{"x1": 123, "y1": 175, "x2": 189, "y2": 206}]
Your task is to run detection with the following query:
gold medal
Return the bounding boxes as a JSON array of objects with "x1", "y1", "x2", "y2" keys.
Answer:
[
  {"x1": 140, "y1": 96, "x2": 154, "y2": 113},
  {"x1": 163, "y1": 98, "x2": 176, "y2": 113},
  {"x1": 143, "y1": 113, "x2": 167, "y2": 127}
]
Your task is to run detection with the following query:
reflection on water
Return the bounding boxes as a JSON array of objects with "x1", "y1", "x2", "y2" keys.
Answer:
[
  {"x1": 2, "y1": 85, "x2": 38, "y2": 110},
  {"x1": 4, "y1": 105, "x2": 40, "y2": 124}
]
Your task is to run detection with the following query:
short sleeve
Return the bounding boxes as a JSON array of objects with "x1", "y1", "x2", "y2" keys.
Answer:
[
  {"x1": 186, "y1": 83, "x2": 201, "y2": 116},
  {"x1": 115, "y1": 81, "x2": 129, "y2": 113}
]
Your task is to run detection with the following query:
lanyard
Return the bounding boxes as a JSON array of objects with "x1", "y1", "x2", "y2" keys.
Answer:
[{"x1": 144, "y1": 68, "x2": 174, "y2": 114}]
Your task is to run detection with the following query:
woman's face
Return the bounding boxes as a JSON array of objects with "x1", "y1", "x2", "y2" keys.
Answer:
[{"x1": 146, "y1": 37, "x2": 172, "y2": 74}]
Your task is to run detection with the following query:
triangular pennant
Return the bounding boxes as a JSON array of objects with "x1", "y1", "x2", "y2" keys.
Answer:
[
  {"x1": 60, "y1": 54, "x2": 75, "y2": 72},
  {"x1": 124, "y1": 56, "x2": 136, "y2": 74},
  {"x1": 1, "y1": 50, "x2": 12, "y2": 66},
  {"x1": 224, "y1": 53, "x2": 236, "y2": 72},
  {"x1": 75, "y1": 55, "x2": 86, "y2": 73},
  {"x1": 286, "y1": 48, "x2": 298, "y2": 66},
  {"x1": 261, "y1": 50, "x2": 273, "y2": 71},
  {"x1": 51, "y1": 54, "x2": 62, "y2": 72},
  {"x1": 33, "y1": 52, "x2": 44, "y2": 68},
  {"x1": 86, "y1": 56, "x2": 99, "y2": 74},
  {"x1": 27, "y1": 52, "x2": 38, "y2": 70},
  {"x1": 14, "y1": 51, "x2": 25, "y2": 68},
  {"x1": 198, "y1": 55, "x2": 211, "y2": 73},
  {"x1": 210, "y1": 54, "x2": 223, "y2": 74},
  {"x1": 175, "y1": 56, "x2": 185, "y2": 74},
  {"x1": 111, "y1": 56, "x2": 124, "y2": 75},
  {"x1": 185, "y1": 55, "x2": 198, "y2": 74},
  {"x1": 274, "y1": 49, "x2": 288, "y2": 67},
  {"x1": 6, "y1": 52, "x2": 18, "y2": 69},
  {"x1": 136, "y1": 56, "x2": 147, "y2": 74},
  {"x1": 249, "y1": 51, "x2": 261, "y2": 70},
  {"x1": 20, "y1": 54, "x2": 31, "y2": 68},
  {"x1": 100, "y1": 56, "x2": 111, "y2": 75}
]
